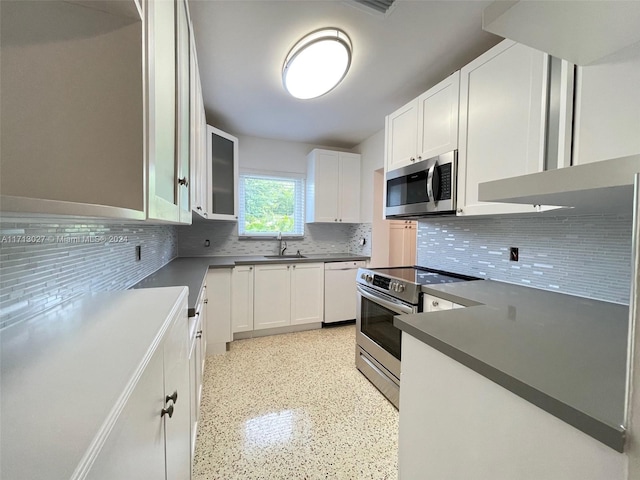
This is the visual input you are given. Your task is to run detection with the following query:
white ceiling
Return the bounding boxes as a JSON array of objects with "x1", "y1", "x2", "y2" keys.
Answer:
[{"x1": 189, "y1": 0, "x2": 502, "y2": 149}]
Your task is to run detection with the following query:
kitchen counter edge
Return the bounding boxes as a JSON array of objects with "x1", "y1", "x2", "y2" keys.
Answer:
[{"x1": 133, "y1": 255, "x2": 369, "y2": 316}]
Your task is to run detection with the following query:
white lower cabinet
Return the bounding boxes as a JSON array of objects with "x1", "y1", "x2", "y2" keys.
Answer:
[
  {"x1": 231, "y1": 265, "x2": 255, "y2": 333},
  {"x1": 253, "y1": 263, "x2": 324, "y2": 330},
  {"x1": 87, "y1": 291, "x2": 191, "y2": 480},
  {"x1": 86, "y1": 351, "x2": 166, "y2": 480},
  {"x1": 189, "y1": 281, "x2": 207, "y2": 465},
  {"x1": 254, "y1": 264, "x2": 293, "y2": 330},
  {"x1": 291, "y1": 263, "x2": 325, "y2": 326},
  {"x1": 398, "y1": 333, "x2": 625, "y2": 480},
  {"x1": 206, "y1": 268, "x2": 232, "y2": 353}
]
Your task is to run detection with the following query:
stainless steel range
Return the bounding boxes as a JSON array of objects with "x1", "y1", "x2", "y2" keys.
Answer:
[{"x1": 355, "y1": 266, "x2": 480, "y2": 408}]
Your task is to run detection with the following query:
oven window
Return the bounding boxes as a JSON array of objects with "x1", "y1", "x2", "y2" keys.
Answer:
[
  {"x1": 386, "y1": 171, "x2": 429, "y2": 207},
  {"x1": 360, "y1": 296, "x2": 402, "y2": 360}
]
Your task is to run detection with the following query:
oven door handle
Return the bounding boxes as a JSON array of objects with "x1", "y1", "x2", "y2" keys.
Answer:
[{"x1": 357, "y1": 285, "x2": 415, "y2": 315}]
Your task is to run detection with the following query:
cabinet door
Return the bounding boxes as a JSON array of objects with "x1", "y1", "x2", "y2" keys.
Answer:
[
  {"x1": 388, "y1": 223, "x2": 407, "y2": 267},
  {"x1": 206, "y1": 269, "x2": 232, "y2": 350},
  {"x1": 308, "y1": 150, "x2": 340, "y2": 222},
  {"x1": 573, "y1": 42, "x2": 640, "y2": 165},
  {"x1": 403, "y1": 224, "x2": 417, "y2": 266},
  {"x1": 457, "y1": 40, "x2": 545, "y2": 216},
  {"x1": 424, "y1": 294, "x2": 454, "y2": 312},
  {"x1": 291, "y1": 263, "x2": 324, "y2": 325},
  {"x1": 386, "y1": 99, "x2": 418, "y2": 171},
  {"x1": 85, "y1": 350, "x2": 165, "y2": 480},
  {"x1": 207, "y1": 125, "x2": 239, "y2": 220},
  {"x1": 176, "y1": 0, "x2": 191, "y2": 224},
  {"x1": 163, "y1": 305, "x2": 191, "y2": 480},
  {"x1": 231, "y1": 266, "x2": 254, "y2": 333},
  {"x1": 338, "y1": 153, "x2": 361, "y2": 223},
  {"x1": 417, "y1": 71, "x2": 460, "y2": 160},
  {"x1": 147, "y1": 0, "x2": 180, "y2": 222},
  {"x1": 254, "y1": 264, "x2": 291, "y2": 330}
]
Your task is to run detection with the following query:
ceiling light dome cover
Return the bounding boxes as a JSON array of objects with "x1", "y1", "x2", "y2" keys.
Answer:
[{"x1": 282, "y1": 28, "x2": 352, "y2": 100}]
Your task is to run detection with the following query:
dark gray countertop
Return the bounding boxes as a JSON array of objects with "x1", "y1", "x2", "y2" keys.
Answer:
[
  {"x1": 133, "y1": 254, "x2": 369, "y2": 316},
  {"x1": 394, "y1": 280, "x2": 629, "y2": 452}
]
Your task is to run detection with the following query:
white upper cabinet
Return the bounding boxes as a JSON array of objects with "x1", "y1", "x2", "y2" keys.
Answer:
[
  {"x1": 457, "y1": 40, "x2": 547, "y2": 216},
  {"x1": 0, "y1": 0, "x2": 145, "y2": 220},
  {"x1": 417, "y1": 71, "x2": 460, "y2": 161},
  {"x1": 0, "y1": 0, "x2": 194, "y2": 223},
  {"x1": 386, "y1": 100, "x2": 419, "y2": 171},
  {"x1": 385, "y1": 71, "x2": 460, "y2": 173},
  {"x1": 147, "y1": 0, "x2": 192, "y2": 224},
  {"x1": 207, "y1": 125, "x2": 239, "y2": 221},
  {"x1": 306, "y1": 149, "x2": 361, "y2": 223},
  {"x1": 190, "y1": 34, "x2": 208, "y2": 218},
  {"x1": 572, "y1": 42, "x2": 640, "y2": 166}
]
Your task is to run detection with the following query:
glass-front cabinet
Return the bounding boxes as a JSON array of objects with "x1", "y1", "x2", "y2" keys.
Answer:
[{"x1": 206, "y1": 126, "x2": 238, "y2": 220}]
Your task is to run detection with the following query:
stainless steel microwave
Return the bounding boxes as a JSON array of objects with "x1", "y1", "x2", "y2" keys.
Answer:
[{"x1": 385, "y1": 150, "x2": 457, "y2": 218}]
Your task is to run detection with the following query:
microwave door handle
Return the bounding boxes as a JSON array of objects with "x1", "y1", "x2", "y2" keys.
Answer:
[{"x1": 427, "y1": 163, "x2": 436, "y2": 202}]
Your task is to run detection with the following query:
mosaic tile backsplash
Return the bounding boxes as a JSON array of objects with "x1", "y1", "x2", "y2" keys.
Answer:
[
  {"x1": 177, "y1": 221, "x2": 372, "y2": 257},
  {"x1": 0, "y1": 220, "x2": 177, "y2": 329},
  {"x1": 417, "y1": 214, "x2": 633, "y2": 304}
]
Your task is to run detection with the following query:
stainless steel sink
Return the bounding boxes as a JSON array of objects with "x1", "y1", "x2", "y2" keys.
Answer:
[{"x1": 264, "y1": 255, "x2": 307, "y2": 259}]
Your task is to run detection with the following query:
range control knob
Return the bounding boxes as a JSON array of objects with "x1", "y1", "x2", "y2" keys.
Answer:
[
  {"x1": 365, "y1": 274, "x2": 373, "y2": 283},
  {"x1": 397, "y1": 284, "x2": 405, "y2": 292},
  {"x1": 389, "y1": 282, "x2": 396, "y2": 291},
  {"x1": 360, "y1": 273, "x2": 366, "y2": 280}
]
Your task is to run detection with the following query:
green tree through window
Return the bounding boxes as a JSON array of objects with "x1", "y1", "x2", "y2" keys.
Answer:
[{"x1": 239, "y1": 173, "x2": 304, "y2": 236}]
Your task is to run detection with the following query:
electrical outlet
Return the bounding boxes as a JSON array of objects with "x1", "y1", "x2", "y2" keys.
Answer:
[
  {"x1": 204, "y1": 239, "x2": 210, "y2": 248},
  {"x1": 135, "y1": 245, "x2": 141, "y2": 261},
  {"x1": 509, "y1": 247, "x2": 519, "y2": 262}
]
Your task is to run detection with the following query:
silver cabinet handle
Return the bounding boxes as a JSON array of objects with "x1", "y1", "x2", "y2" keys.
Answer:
[
  {"x1": 178, "y1": 177, "x2": 189, "y2": 187},
  {"x1": 334, "y1": 218, "x2": 338, "y2": 222},
  {"x1": 457, "y1": 208, "x2": 463, "y2": 214},
  {"x1": 417, "y1": 155, "x2": 422, "y2": 160},
  {"x1": 410, "y1": 157, "x2": 415, "y2": 162},
  {"x1": 249, "y1": 266, "x2": 253, "y2": 270},
  {"x1": 432, "y1": 300, "x2": 439, "y2": 307},
  {"x1": 293, "y1": 265, "x2": 296, "y2": 269}
]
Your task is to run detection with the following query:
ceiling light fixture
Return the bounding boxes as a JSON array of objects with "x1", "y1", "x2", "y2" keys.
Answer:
[{"x1": 282, "y1": 28, "x2": 352, "y2": 100}]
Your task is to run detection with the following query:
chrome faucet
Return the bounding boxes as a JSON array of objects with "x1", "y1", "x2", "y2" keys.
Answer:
[{"x1": 277, "y1": 232, "x2": 287, "y2": 256}]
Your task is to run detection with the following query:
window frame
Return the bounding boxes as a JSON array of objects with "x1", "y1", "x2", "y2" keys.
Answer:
[{"x1": 237, "y1": 169, "x2": 305, "y2": 239}]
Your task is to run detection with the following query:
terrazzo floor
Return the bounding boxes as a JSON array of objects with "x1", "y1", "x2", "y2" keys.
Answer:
[{"x1": 192, "y1": 325, "x2": 399, "y2": 479}]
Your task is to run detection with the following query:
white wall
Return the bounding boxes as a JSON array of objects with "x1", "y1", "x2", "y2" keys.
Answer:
[
  {"x1": 353, "y1": 129, "x2": 385, "y2": 223},
  {"x1": 237, "y1": 134, "x2": 355, "y2": 175}
]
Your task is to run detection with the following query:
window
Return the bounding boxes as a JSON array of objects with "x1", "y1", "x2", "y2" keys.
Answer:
[{"x1": 238, "y1": 171, "x2": 305, "y2": 237}]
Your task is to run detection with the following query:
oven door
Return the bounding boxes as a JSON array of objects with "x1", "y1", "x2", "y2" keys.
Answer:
[{"x1": 356, "y1": 284, "x2": 416, "y2": 381}]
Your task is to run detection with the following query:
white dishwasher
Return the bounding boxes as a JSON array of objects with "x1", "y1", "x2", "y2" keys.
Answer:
[{"x1": 324, "y1": 261, "x2": 367, "y2": 324}]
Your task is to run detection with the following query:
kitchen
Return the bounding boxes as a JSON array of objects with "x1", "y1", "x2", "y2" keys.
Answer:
[{"x1": 1, "y1": 0, "x2": 640, "y2": 479}]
